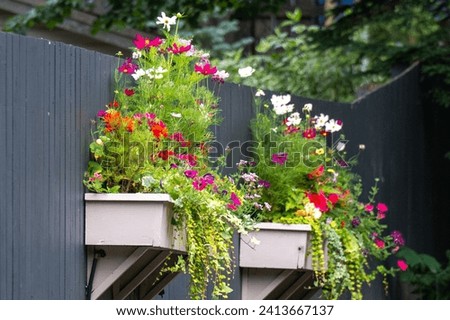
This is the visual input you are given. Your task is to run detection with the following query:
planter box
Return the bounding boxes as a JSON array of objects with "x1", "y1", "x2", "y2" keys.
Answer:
[
  {"x1": 239, "y1": 222, "x2": 324, "y2": 300},
  {"x1": 85, "y1": 193, "x2": 184, "y2": 251},
  {"x1": 84, "y1": 193, "x2": 187, "y2": 300},
  {"x1": 240, "y1": 222, "x2": 313, "y2": 269}
]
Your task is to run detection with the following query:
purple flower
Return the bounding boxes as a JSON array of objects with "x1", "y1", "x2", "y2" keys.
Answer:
[
  {"x1": 271, "y1": 152, "x2": 288, "y2": 165},
  {"x1": 202, "y1": 173, "x2": 215, "y2": 185},
  {"x1": 193, "y1": 179, "x2": 207, "y2": 191},
  {"x1": 97, "y1": 110, "x2": 106, "y2": 117},
  {"x1": 351, "y1": 216, "x2": 361, "y2": 227},
  {"x1": 258, "y1": 179, "x2": 271, "y2": 188},
  {"x1": 230, "y1": 192, "x2": 242, "y2": 206},
  {"x1": 184, "y1": 170, "x2": 198, "y2": 179},
  {"x1": 390, "y1": 230, "x2": 405, "y2": 246}
]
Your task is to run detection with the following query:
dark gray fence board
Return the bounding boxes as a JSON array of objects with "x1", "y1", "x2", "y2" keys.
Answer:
[{"x1": 0, "y1": 32, "x2": 435, "y2": 300}]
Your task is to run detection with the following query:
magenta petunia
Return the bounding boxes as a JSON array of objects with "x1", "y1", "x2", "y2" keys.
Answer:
[
  {"x1": 230, "y1": 192, "x2": 242, "y2": 206},
  {"x1": 374, "y1": 238, "x2": 385, "y2": 249},
  {"x1": 184, "y1": 170, "x2": 198, "y2": 179},
  {"x1": 377, "y1": 202, "x2": 388, "y2": 212},
  {"x1": 271, "y1": 152, "x2": 288, "y2": 165}
]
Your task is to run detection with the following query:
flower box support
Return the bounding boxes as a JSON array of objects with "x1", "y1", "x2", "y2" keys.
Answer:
[
  {"x1": 85, "y1": 193, "x2": 186, "y2": 300},
  {"x1": 239, "y1": 223, "x2": 321, "y2": 300}
]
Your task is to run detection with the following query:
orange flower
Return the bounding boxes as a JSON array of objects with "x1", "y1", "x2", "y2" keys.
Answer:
[
  {"x1": 151, "y1": 121, "x2": 168, "y2": 138},
  {"x1": 123, "y1": 116, "x2": 135, "y2": 132},
  {"x1": 104, "y1": 110, "x2": 122, "y2": 132}
]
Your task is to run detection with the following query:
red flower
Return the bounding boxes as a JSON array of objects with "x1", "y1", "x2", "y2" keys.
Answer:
[
  {"x1": 307, "y1": 192, "x2": 329, "y2": 212},
  {"x1": 150, "y1": 121, "x2": 168, "y2": 139},
  {"x1": 328, "y1": 193, "x2": 339, "y2": 205},
  {"x1": 194, "y1": 63, "x2": 217, "y2": 75},
  {"x1": 302, "y1": 128, "x2": 316, "y2": 139},
  {"x1": 108, "y1": 100, "x2": 119, "y2": 108},
  {"x1": 124, "y1": 88, "x2": 135, "y2": 96},
  {"x1": 158, "y1": 150, "x2": 174, "y2": 160}
]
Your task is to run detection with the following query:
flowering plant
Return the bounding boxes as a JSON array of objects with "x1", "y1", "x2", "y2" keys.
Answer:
[
  {"x1": 83, "y1": 13, "x2": 253, "y2": 299},
  {"x1": 236, "y1": 89, "x2": 406, "y2": 299}
]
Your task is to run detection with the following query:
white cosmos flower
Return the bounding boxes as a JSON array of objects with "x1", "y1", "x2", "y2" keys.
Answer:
[
  {"x1": 273, "y1": 103, "x2": 294, "y2": 115},
  {"x1": 302, "y1": 103, "x2": 313, "y2": 113},
  {"x1": 146, "y1": 67, "x2": 167, "y2": 79},
  {"x1": 315, "y1": 113, "x2": 329, "y2": 129},
  {"x1": 271, "y1": 94, "x2": 291, "y2": 107},
  {"x1": 132, "y1": 51, "x2": 142, "y2": 60},
  {"x1": 170, "y1": 113, "x2": 182, "y2": 118},
  {"x1": 131, "y1": 68, "x2": 146, "y2": 81},
  {"x1": 255, "y1": 89, "x2": 265, "y2": 97},
  {"x1": 325, "y1": 119, "x2": 343, "y2": 133},
  {"x1": 286, "y1": 112, "x2": 301, "y2": 126},
  {"x1": 156, "y1": 12, "x2": 177, "y2": 31},
  {"x1": 238, "y1": 66, "x2": 255, "y2": 78}
]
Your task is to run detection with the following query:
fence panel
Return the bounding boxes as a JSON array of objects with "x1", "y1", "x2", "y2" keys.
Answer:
[{"x1": 0, "y1": 32, "x2": 431, "y2": 300}]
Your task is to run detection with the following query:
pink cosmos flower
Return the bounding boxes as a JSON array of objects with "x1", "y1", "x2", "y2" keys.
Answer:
[
  {"x1": 271, "y1": 152, "x2": 288, "y2": 165},
  {"x1": 365, "y1": 204, "x2": 374, "y2": 212},
  {"x1": 194, "y1": 63, "x2": 217, "y2": 75},
  {"x1": 168, "y1": 42, "x2": 192, "y2": 54},
  {"x1": 133, "y1": 34, "x2": 163, "y2": 49},
  {"x1": 397, "y1": 259, "x2": 408, "y2": 271},
  {"x1": 118, "y1": 58, "x2": 138, "y2": 74}
]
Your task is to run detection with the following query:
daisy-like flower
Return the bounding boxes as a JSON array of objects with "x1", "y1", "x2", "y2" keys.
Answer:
[
  {"x1": 146, "y1": 66, "x2": 168, "y2": 79},
  {"x1": 156, "y1": 12, "x2": 177, "y2": 31},
  {"x1": 212, "y1": 70, "x2": 229, "y2": 84},
  {"x1": 131, "y1": 68, "x2": 146, "y2": 81},
  {"x1": 286, "y1": 112, "x2": 301, "y2": 126},
  {"x1": 255, "y1": 89, "x2": 265, "y2": 97},
  {"x1": 238, "y1": 66, "x2": 255, "y2": 78},
  {"x1": 314, "y1": 113, "x2": 329, "y2": 129},
  {"x1": 302, "y1": 103, "x2": 313, "y2": 113},
  {"x1": 325, "y1": 119, "x2": 343, "y2": 133}
]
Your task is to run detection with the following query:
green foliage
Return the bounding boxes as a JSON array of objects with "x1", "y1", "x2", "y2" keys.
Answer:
[
  {"x1": 218, "y1": 0, "x2": 450, "y2": 106},
  {"x1": 83, "y1": 15, "x2": 254, "y2": 299},
  {"x1": 397, "y1": 247, "x2": 450, "y2": 299},
  {"x1": 3, "y1": 0, "x2": 284, "y2": 34}
]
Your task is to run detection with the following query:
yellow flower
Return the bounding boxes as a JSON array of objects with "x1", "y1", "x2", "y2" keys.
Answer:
[{"x1": 315, "y1": 148, "x2": 325, "y2": 155}]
